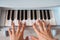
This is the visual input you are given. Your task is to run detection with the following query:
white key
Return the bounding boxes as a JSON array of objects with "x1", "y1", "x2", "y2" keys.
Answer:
[
  {"x1": 5, "y1": 10, "x2": 8, "y2": 26},
  {"x1": 28, "y1": 10, "x2": 30, "y2": 19},
  {"x1": 29, "y1": 10, "x2": 33, "y2": 26},
  {"x1": 26, "y1": 10, "x2": 30, "y2": 26},
  {"x1": 42, "y1": 10, "x2": 44, "y2": 20},
  {"x1": 37, "y1": 10, "x2": 40, "y2": 19},
  {"x1": 14, "y1": 10, "x2": 18, "y2": 26},
  {"x1": 50, "y1": 10, "x2": 56, "y2": 25},
  {"x1": 23, "y1": 10, "x2": 25, "y2": 20},
  {"x1": 32, "y1": 10, "x2": 36, "y2": 24},
  {"x1": 5, "y1": 10, "x2": 12, "y2": 26}
]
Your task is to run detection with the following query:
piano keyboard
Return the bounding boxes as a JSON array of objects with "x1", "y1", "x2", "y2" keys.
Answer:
[{"x1": 5, "y1": 10, "x2": 56, "y2": 26}]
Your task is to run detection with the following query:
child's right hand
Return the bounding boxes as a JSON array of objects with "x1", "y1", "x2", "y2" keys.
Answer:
[{"x1": 30, "y1": 20, "x2": 56, "y2": 40}]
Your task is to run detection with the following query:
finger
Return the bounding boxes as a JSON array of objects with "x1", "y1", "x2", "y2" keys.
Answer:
[
  {"x1": 20, "y1": 22, "x2": 26, "y2": 33},
  {"x1": 33, "y1": 23, "x2": 49, "y2": 39},
  {"x1": 29, "y1": 36, "x2": 38, "y2": 40},
  {"x1": 18, "y1": 22, "x2": 26, "y2": 37},
  {"x1": 16, "y1": 21, "x2": 22, "y2": 34},
  {"x1": 36, "y1": 20, "x2": 43, "y2": 32},
  {"x1": 18, "y1": 32, "x2": 24, "y2": 40},
  {"x1": 47, "y1": 24, "x2": 53, "y2": 37},
  {"x1": 33, "y1": 23, "x2": 40, "y2": 35},
  {"x1": 8, "y1": 28, "x2": 12, "y2": 36},
  {"x1": 18, "y1": 33, "x2": 24, "y2": 40},
  {"x1": 42, "y1": 21, "x2": 47, "y2": 32},
  {"x1": 11, "y1": 21, "x2": 15, "y2": 34},
  {"x1": 47, "y1": 24, "x2": 51, "y2": 30}
]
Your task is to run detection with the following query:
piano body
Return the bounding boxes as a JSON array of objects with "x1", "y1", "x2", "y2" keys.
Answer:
[
  {"x1": 0, "y1": 0, "x2": 60, "y2": 40},
  {"x1": 0, "y1": 7, "x2": 58, "y2": 37}
]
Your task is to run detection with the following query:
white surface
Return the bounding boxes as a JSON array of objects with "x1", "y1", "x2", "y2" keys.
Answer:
[
  {"x1": 0, "y1": 0, "x2": 60, "y2": 9},
  {"x1": 53, "y1": 7, "x2": 60, "y2": 25}
]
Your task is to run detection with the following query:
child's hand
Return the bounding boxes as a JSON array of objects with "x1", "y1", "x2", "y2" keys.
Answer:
[
  {"x1": 8, "y1": 21, "x2": 26, "y2": 40},
  {"x1": 31, "y1": 20, "x2": 56, "y2": 40}
]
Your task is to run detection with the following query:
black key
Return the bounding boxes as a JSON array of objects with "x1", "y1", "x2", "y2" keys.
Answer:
[
  {"x1": 43, "y1": 10, "x2": 46, "y2": 20},
  {"x1": 11, "y1": 10, "x2": 14, "y2": 21},
  {"x1": 21, "y1": 10, "x2": 24, "y2": 20},
  {"x1": 30, "y1": 10, "x2": 33, "y2": 20},
  {"x1": 40, "y1": 10, "x2": 43, "y2": 19},
  {"x1": 47, "y1": 10, "x2": 50, "y2": 19},
  {"x1": 17, "y1": 10, "x2": 20, "y2": 20},
  {"x1": 7, "y1": 10, "x2": 10, "y2": 20},
  {"x1": 34, "y1": 10, "x2": 37, "y2": 20},
  {"x1": 25, "y1": 10, "x2": 27, "y2": 20}
]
